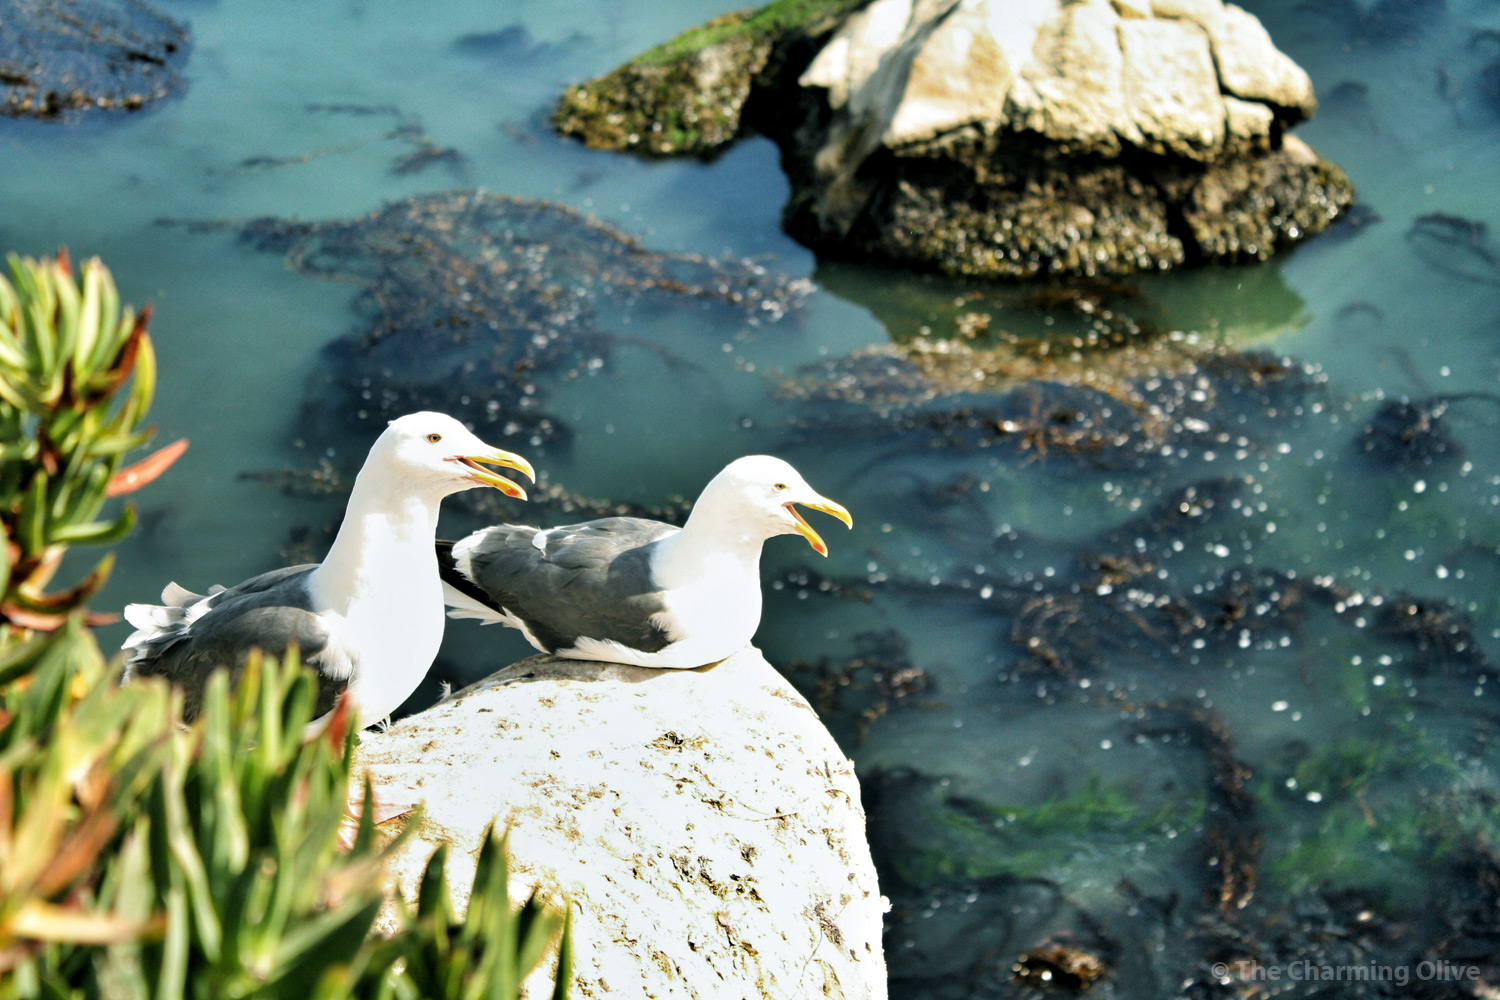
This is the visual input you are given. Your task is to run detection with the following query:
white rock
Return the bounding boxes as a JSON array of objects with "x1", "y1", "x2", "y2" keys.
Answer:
[
  {"x1": 1151, "y1": 0, "x2": 1315, "y2": 115},
  {"x1": 801, "y1": 0, "x2": 1315, "y2": 162},
  {"x1": 800, "y1": 0, "x2": 917, "y2": 111},
  {"x1": 1008, "y1": 0, "x2": 1133, "y2": 154},
  {"x1": 1119, "y1": 18, "x2": 1224, "y2": 156},
  {"x1": 358, "y1": 648, "x2": 888, "y2": 1000},
  {"x1": 1222, "y1": 94, "x2": 1275, "y2": 152},
  {"x1": 882, "y1": 0, "x2": 1014, "y2": 147}
]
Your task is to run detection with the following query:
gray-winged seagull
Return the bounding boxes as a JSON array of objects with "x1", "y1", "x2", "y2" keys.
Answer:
[
  {"x1": 121, "y1": 412, "x2": 535, "y2": 727},
  {"x1": 438, "y1": 455, "x2": 852, "y2": 669}
]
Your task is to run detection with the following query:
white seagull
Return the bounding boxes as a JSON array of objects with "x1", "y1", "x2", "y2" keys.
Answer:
[
  {"x1": 438, "y1": 455, "x2": 852, "y2": 669},
  {"x1": 121, "y1": 412, "x2": 535, "y2": 727}
]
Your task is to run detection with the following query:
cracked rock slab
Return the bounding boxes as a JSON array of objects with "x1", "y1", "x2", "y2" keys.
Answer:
[{"x1": 358, "y1": 647, "x2": 888, "y2": 1000}]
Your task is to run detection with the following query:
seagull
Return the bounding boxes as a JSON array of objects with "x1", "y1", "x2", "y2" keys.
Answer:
[
  {"x1": 121, "y1": 412, "x2": 535, "y2": 727},
  {"x1": 438, "y1": 455, "x2": 852, "y2": 669}
]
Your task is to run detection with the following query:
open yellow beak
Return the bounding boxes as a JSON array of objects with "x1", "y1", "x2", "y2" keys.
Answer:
[
  {"x1": 451, "y1": 448, "x2": 535, "y2": 500},
  {"x1": 785, "y1": 497, "x2": 853, "y2": 557}
]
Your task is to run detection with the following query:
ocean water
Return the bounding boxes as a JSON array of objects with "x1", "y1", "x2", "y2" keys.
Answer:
[{"x1": 4, "y1": 0, "x2": 1500, "y2": 994}]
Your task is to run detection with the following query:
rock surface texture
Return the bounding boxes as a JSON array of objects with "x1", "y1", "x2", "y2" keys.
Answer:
[
  {"x1": 357, "y1": 648, "x2": 888, "y2": 1000},
  {"x1": 554, "y1": 0, "x2": 1352, "y2": 279},
  {"x1": 0, "y1": 0, "x2": 188, "y2": 118}
]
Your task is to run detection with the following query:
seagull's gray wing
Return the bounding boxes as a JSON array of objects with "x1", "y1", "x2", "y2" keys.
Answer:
[
  {"x1": 438, "y1": 518, "x2": 678, "y2": 654},
  {"x1": 122, "y1": 565, "x2": 350, "y2": 721}
]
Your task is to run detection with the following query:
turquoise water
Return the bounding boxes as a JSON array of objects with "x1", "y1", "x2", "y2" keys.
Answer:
[{"x1": 5, "y1": 0, "x2": 1500, "y2": 993}]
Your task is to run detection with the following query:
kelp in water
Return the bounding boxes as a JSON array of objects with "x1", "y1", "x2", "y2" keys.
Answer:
[{"x1": 240, "y1": 190, "x2": 811, "y2": 451}]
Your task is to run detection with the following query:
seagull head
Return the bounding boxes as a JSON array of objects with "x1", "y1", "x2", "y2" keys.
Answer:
[
  {"x1": 701, "y1": 455, "x2": 852, "y2": 556},
  {"x1": 373, "y1": 412, "x2": 536, "y2": 500}
]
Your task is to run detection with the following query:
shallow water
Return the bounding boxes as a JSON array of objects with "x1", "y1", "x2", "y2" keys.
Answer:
[{"x1": 4, "y1": 0, "x2": 1500, "y2": 994}]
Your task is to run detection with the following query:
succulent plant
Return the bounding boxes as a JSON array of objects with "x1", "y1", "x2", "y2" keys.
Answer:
[
  {"x1": 0, "y1": 253, "x2": 571, "y2": 999},
  {"x1": 0, "y1": 250, "x2": 185, "y2": 636},
  {"x1": 0, "y1": 645, "x2": 572, "y2": 999}
]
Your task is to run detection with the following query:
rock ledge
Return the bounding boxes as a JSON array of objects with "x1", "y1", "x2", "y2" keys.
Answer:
[{"x1": 358, "y1": 648, "x2": 888, "y2": 1000}]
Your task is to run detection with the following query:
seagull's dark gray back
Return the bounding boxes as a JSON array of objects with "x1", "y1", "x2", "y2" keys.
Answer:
[
  {"x1": 127, "y1": 565, "x2": 346, "y2": 720},
  {"x1": 444, "y1": 518, "x2": 678, "y2": 654}
]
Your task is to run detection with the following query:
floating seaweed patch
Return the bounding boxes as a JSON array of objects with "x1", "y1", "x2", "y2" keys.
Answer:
[
  {"x1": 1369, "y1": 591, "x2": 1489, "y2": 672},
  {"x1": 238, "y1": 190, "x2": 810, "y2": 450},
  {"x1": 862, "y1": 767, "x2": 1196, "y2": 894},
  {"x1": 386, "y1": 117, "x2": 466, "y2": 177},
  {"x1": 1131, "y1": 701, "x2": 1260, "y2": 913},
  {"x1": 209, "y1": 144, "x2": 364, "y2": 178},
  {"x1": 450, "y1": 23, "x2": 586, "y2": 66},
  {"x1": 867, "y1": 677, "x2": 1500, "y2": 998},
  {"x1": 780, "y1": 266, "x2": 1318, "y2": 468},
  {"x1": 780, "y1": 328, "x2": 1322, "y2": 474},
  {"x1": 1356, "y1": 393, "x2": 1500, "y2": 468},
  {"x1": 1011, "y1": 941, "x2": 1108, "y2": 992},
  {"x1": 786, "y1": 629, "x2": 933, "y2": 743},
  {"x1": 1406, "y1": 212, "x2": 1500, "y2": 286}
]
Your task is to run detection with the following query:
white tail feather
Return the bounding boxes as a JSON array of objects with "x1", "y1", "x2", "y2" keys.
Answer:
[
  {"x1": 441, "y1": 582, "x2": 509, "y2": 625},
  {"x1": 160, "y1": 581, "x2": 203, "y2": 606}
]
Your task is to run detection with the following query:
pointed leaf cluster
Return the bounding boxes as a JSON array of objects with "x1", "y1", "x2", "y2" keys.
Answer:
[
  {"x1": 0, "y1": 252, "x2": 184, "y2": 637},
  {"x1": 0, "y1": 252, "x2": 570, "y2": 998},
  {"x1": 0, "y1": 643, "x2": 572, "y2": 999}
]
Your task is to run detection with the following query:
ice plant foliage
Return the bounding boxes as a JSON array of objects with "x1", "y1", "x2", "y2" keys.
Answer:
[
  {"x1": 0, "y1": 254, "x2": 571, "y2": 999},
  {"x1": 0, "y1": 251, "x2": 183, "y2": 634}
]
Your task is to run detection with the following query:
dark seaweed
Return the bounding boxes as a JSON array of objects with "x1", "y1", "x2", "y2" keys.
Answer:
[
  {"x1": 237, "y1": 190, "x2": 809, "y2": 449},
  {"x1": 1406, "y1": 213, "x2": 1500, "y2": 286},
  {"x1": 1356, "y1": 393, "x2": 1500, "y2": 468},
  {"x1": 0, "y1": 0, "x2": 188, "y2": 118}
]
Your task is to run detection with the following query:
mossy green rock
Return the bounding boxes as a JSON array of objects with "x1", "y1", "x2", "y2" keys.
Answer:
[
  {"x1": 551, "y1": 0, "x2": 864, "y2": 156},
  {"x1": 553, "y1": 10, "x2": 771, "y2": 156}
]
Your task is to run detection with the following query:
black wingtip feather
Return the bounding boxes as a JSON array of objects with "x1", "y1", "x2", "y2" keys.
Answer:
[{"x1": 435, "y1": 538, "x2": 503, "y2": 611}]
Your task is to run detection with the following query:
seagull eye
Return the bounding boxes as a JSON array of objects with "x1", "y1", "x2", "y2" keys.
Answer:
[
  {"x1": 426, "y1": 433, "x2": 443, "y2": 444},
  {"x1": 773, "y1": 482, "x2": 787, "y2": 492}
]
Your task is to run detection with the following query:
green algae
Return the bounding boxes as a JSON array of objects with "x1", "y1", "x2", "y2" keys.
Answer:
[
  {"x1": 553, "y1": 10, "x2": 767, "y2": 156},
  {"x1": 633, "y1": 0, "x2": 862, "y2": 67},
  {"x1": 889, "y1": 772, "x2": 1202, "y2": 890},
  {"x1": 1252, "y1": 721, "x2": 1485, "y2": 905}
]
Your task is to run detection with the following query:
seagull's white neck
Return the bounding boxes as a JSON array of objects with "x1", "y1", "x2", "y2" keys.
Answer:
[
  {"x1": 312, "y1": 468, "x2": 444, "y2": 611},
  {"x1": 655, "y1": 494, "x2": 768, "y2": 585}
]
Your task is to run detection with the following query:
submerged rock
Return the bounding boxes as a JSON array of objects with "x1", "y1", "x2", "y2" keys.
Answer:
[
  {"x1": 359, "y1": 648, "x2": 888, "y2": 1000},
  {"x1": 0, "y1": 0, "x2": 188, "y2": 118},
  {"x1": 555, "y1": 0, "x2": 1351, "y2": 278}
]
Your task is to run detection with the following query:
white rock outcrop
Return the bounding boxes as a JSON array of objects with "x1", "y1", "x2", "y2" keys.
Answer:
[
  {"x1": 798, "y1": 0, "x2": 1318, "y2": 232},
  {"x1": 555, "y1": 0, "x2": 1349, "y2": 277},
  {"x1": 358, "y1": 648, "x2": 888, "y2": 1000}
]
